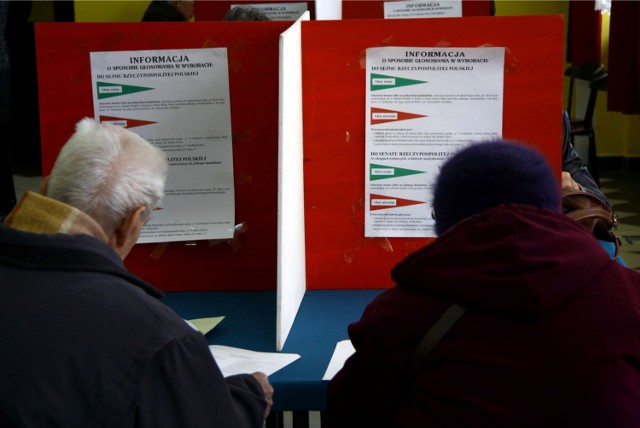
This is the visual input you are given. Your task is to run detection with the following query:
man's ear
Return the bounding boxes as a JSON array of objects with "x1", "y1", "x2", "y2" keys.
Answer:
[
  {"x1": 40, "y1": 176, "x2": 50, "y2": 195},
  {"x1": 110, "y1": 206, "x2": 147, "y2": 259}
]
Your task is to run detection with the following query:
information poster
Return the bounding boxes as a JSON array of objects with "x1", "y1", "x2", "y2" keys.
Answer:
[
  {"x1": 230, "y1": 2, "x2": 307, "y2": 20},
  {"x1": 365, "y1": 47, "x2": 505, "y2": 238},
  {"x1": 90, "y1": 48, "x2": 235, "y2": 243},
  {"x1": 383, "y1": 0, "x2": 462, "y2": 19}
]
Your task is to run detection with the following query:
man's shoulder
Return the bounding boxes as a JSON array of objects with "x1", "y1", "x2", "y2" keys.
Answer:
[
  {"x1": 0, "y1": 222, "x2": 164, "y2": 297},
  {"x1": 0, "y1": 223, "x2": 187, "y2": 344}
]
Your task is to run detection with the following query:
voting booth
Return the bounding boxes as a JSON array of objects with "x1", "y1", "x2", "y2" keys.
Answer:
[
  {"x1": 36, "y1": 20, "x2": 292, "y2": 295},
  {"x1": 299, "y1": 15, "x2": 563, "y2": 294},
  {"x1": 35, "y1": 15, "x2": 563, "y2": 407}
]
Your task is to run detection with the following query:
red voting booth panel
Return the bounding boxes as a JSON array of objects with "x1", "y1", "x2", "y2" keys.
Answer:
[
  {"x1": 35, "y1": 21, "x2": 291, "y2": 291},
  {"x1": 342, "y1": 0, "x2": 491, "y2": 19},
  {"x1": 35, "y1": 17, "x2": 564, "y2": 293},
  {"x1": 195, "y1": 0, "x2": 316, "y2": 21},
  {"x1": 301, "y1": 15, "x2": 565, "y2": 290}
]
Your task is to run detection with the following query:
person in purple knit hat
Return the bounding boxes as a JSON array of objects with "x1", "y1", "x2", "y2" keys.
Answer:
[{"x1": 326, "y1": 140, "x2": 640, "y2": 428}]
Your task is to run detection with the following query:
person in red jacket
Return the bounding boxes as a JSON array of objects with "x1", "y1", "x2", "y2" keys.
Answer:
[{"x1": 326, "y1": 140, "x2": 640, "y2": 428}]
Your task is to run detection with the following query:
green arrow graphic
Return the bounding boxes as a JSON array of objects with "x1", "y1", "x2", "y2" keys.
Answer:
[
  {"x1": 370, "y1": 163, "x2": 425, "y2": 181},
  {"x1": 97, "y1": 81, "x2": 154, "y2": 99},
  {"x1": 370, "y1": 73, "x2": 427, "y2": 91}
]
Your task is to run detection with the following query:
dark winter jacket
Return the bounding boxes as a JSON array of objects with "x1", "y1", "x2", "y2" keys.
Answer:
[
  {"x1": 141, "y1": 0, "x2": 186, "y2": 22},
  {"x1": 562, "y1": 110, "x2": 611, "y2": 208},
  {"x1": 0, "y1": 221, "x2": 266, "y2": 427},
  {"x1": 327, "y1": 204, "x2": 640, "y2": 427}
]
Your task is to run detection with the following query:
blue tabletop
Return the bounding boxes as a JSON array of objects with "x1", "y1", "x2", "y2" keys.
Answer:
[
  {"x1": 162, "y1": 289, "x2": 383, "y2": 411},
  {"x1": 163, "y1": 240, "x2": 624, "y2": 411}
]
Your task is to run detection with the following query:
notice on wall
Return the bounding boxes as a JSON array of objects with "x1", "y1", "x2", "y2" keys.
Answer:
[
  {"x1": 230, "y1": 2, "x2": 307, "y2": 20},
  {"x1": 90, "y1": 48, "x2": 235, "y2": 243},
  {"x1": 365, "y1": 46, "x2": 505, "y2": 238},
  {"x1": 383, "y1": 0, "x2": 462, "y2": 19}
]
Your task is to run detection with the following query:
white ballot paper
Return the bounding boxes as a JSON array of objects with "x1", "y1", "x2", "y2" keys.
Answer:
[
  {"x1": 365, "y1": 46, "x2": 505, "y2": 238},
  {"x1": 323, "y1": 340, "x2": 356, "y2": 381},
  {"x1": 209, "y1": 345, "x2": 301, "y2": 377},
  {"x1": 90, "y1": 48, "x2": 235, "y2": 243}
]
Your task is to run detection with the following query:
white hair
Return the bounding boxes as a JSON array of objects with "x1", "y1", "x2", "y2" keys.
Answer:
[{"x1": 47, "y1": 118, "x2": 168, "y2": 235}]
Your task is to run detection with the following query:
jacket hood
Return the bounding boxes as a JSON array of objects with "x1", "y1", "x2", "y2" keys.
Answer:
[{"x1": 391, "y1": 204, "x2": 612, "y2": 318}]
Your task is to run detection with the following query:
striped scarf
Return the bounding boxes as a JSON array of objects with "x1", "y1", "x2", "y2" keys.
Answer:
[{"x1": 3, "y1": 191, "x2": 109, "y2": 243}]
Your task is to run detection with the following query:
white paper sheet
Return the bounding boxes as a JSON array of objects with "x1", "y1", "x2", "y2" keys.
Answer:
[
  {"x1": 231, "y1": 2, "x2": 307, "y2": 20},
  {"x1": 365, "y1": 46, "x2": 505, "y2": 238},
  {"x1": 209, "y1": 345, "x2": 301, "y2": 377},
  {"x1": 323, "y1": 340, "x2": 356, "y2": 381},
  {"x1": 384, "y1": 0, "x2": 462, "y2": 19},
  {"x1": 90, "y1": 48, "x2": 235, "y2": 243}
]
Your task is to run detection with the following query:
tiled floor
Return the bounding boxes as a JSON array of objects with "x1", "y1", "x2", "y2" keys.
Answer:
[{"x1": 600, "y1": 172, "x2": 640, "y2": 272}]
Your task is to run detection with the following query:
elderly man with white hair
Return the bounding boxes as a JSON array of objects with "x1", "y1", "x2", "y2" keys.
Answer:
[{"x1": 0, "y1": 118, "x2": 273, "y2": 427}]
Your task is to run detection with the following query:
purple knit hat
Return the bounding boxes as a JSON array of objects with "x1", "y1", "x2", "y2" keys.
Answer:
[{"x1": 433, "y1": 140, "x2": 560, "y2": 235}]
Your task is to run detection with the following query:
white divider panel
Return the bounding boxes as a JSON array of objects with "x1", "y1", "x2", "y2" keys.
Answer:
[{"x1": 276, "y1": 11, "x2": 310, "y2": 351}]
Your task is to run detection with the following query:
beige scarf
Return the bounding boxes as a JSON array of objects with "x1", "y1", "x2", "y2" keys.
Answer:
[{"x1": 4, "y1": 191, "x2": 109, "y2": 243}]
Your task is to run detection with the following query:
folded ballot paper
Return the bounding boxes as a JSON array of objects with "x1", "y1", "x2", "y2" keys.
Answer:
[
  {"x1": 185, "y1": 317, "x2": 225, "y2": 335},
  {"x1": 210, "y1": 345, "x2": 301, "y2": 377}
]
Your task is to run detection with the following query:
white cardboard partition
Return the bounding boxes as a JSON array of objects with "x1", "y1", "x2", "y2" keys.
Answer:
[{"x1": 276, "y1": 12, "x2": 309, "y2": 351}]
